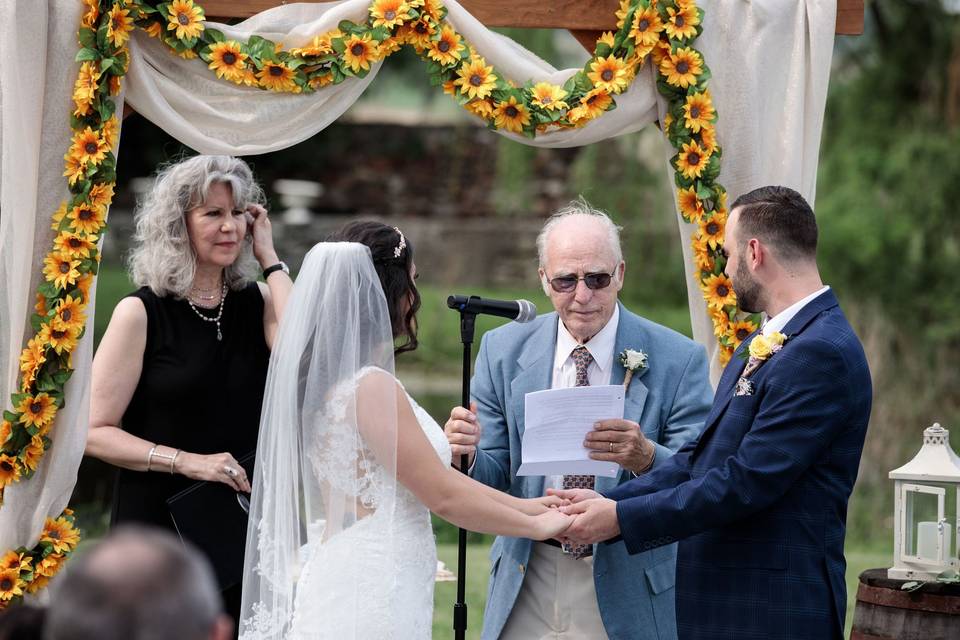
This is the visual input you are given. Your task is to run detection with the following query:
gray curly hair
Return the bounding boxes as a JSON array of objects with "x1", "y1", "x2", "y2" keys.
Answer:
[{"x1": 127, "y1": 155, "x2": 265, "y2": 298}]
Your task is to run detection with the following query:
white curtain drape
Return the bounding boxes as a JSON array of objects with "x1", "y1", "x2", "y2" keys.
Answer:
[{"x1": 0, "y1": 0, "x2": 835, "y2": 563}]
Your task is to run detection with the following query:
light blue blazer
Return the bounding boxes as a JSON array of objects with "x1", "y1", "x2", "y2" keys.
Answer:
[{"x1": 470, "y1": 302, "x2": 713, "y2": 640}]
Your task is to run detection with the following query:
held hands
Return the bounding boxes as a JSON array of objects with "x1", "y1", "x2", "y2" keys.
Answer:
[
  {"x1": 244, "y1": 204, "x2": 278, "y2": 267},
  {"x1": 444, "y1": 402, "x2": 481, "y2": 470},
  {"x1": 531, "y1": 509, "x2": 573, "y2": 541},
  {"x1": 175, "y1": 451, "x2": 251, "y2": 493},
  {"x1": 558, "y1": 497, "x2": 621, "y2": 546},
  {"x1": 584, "y1": 419, "x2": 655, "y2": 475}
]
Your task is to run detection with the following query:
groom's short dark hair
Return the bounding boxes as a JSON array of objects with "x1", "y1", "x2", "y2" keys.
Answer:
[{"x1": 731, "y1": 186, "x2": 817, "y2": 263}]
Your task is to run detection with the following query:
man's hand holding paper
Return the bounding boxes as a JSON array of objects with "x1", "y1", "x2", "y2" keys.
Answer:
[{"x1": 583, "y1": 418, "x2": 656, "y2": 474}]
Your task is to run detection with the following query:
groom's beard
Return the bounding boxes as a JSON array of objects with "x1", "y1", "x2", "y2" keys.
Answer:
[{"x1": 733, "y1": 261, "x2": 764, "y2": 314}]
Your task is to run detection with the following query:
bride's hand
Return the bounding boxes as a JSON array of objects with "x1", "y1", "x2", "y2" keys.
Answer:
[
  {"x1": 531, "y1": 509, "x2": 572, "y2": 541},
  {"x1": 519, "y1": 495, "x2": 570, "y2": 515}
]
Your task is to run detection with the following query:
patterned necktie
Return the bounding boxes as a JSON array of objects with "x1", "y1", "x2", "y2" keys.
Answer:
[{"x1": 562, "y1": 345, "x2": 595, "y2": 559}]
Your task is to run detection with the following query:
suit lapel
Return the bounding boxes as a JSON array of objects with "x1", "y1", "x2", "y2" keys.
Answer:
[{"x1": 509, "y1": 317, "x2": 557, "y2": 443}]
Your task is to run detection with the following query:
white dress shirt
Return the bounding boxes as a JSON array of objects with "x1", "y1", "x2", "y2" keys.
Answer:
[
  {"x1": 762, "y1": 286, "x2": 830, "y2": 336},
  {"x1": 543, "y1": 305, "x2": 620, "y2": 493}
]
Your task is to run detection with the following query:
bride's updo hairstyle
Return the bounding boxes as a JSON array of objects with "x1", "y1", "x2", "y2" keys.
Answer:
[{"x1": 326, "y1": 221, "x2": 421, "y2": 355}]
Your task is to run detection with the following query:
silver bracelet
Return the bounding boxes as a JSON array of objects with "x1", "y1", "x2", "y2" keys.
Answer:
[
  {"x1": 146, "y1": 445, "x2": 157, "y2": 472},
  {"x1": 170, "y1": 449, "x2": 181, "y2": 474},
  {"x1": 149, "y1": 448, "x2": 176, "y2": 473}
]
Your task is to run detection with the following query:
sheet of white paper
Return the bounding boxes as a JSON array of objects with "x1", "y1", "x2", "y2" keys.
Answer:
[{"x1": 517, "y1": 385, "x2": 625, "y2": 478}]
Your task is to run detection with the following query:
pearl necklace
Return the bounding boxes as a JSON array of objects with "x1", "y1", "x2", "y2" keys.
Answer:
[{"x1": 187, "y1": 283, "x2": 227, "y2": 341}]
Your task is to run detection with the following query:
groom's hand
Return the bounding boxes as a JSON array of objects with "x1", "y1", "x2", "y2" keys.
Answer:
[
  {"x1": 444, "y1": 402, "x2": 481, "y2": 470},
  {"x1": 584, "y1": 419, "x2": 655, "y2": 475},
  {"x1": 559, "y1": 498, "x2": 620, "y2": 545}
]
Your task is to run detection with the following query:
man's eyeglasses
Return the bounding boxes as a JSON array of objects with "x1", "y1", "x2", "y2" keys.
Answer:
[{"x1": 546, "y1": 271, "x2": 616, "y2": 293}]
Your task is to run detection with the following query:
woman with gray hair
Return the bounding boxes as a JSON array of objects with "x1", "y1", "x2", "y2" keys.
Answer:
[{"x1": 85, "y1": 155, "x2": 292, "y2": 627}]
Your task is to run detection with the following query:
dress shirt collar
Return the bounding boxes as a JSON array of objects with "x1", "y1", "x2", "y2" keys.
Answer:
[
  {"x1": 554, "y1": 304, "x2": 620, "y2": 373},
  {"x1": 763, "y1": 286, "x2": 830, "y2": 336}
]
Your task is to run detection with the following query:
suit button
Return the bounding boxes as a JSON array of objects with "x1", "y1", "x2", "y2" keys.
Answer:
[{"x1": 519, "y1": 564, "x2": 525, "y2": 574}]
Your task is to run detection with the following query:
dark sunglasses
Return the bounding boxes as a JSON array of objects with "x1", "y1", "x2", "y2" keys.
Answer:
[{"x1": 546, "y1": 271, "x2": 616, "y2": 293}]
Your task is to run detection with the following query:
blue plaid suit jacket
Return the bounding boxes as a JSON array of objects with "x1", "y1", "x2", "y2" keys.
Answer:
[{"x1": 605, "y1": 289, "x2": 871, "y2": 640}]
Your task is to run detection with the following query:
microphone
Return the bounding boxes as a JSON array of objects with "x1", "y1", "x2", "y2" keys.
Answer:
[{"x1": 446, "y1": 295, "x2": 537, "y2": 323}]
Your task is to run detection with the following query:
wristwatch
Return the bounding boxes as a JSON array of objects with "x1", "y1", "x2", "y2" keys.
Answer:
[{"x1": 263, "y1": 261, "x2": 289, "y2": 279}]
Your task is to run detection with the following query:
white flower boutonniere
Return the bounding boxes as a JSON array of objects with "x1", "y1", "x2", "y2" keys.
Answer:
[{"x1": 618, "y1": 348, "x2": 648, "y2": 391}]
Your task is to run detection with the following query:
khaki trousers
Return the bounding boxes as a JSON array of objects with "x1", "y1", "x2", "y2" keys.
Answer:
[{"x1": 499, "y1": 542, "x2": 609, "y2": 640}]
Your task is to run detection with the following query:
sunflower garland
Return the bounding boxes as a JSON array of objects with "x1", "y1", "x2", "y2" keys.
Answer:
[{"x1": 0, "y1": 511, "x2": 80, "y2": 608}]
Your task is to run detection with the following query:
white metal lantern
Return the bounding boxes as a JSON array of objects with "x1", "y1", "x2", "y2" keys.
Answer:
[{"x1": 888, "y1": 423, "x2": 960, "y2": 580}]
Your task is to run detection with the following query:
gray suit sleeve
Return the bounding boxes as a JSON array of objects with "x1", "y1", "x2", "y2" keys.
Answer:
[{"x1": 468, "y1": 333, "x2": 512, "y2": 491}]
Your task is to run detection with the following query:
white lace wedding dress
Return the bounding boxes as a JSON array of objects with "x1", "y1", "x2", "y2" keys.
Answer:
[{"x1": 286, "y1": 376, "x2": 451, "y2": 639}]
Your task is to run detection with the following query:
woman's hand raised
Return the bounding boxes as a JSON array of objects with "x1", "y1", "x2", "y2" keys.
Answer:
[{"x1": 175, "y1": 451, "x2": 251, "y2": 493}]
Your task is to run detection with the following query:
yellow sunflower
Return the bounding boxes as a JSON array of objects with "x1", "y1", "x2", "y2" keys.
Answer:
[
  {"x1": 176, "y1": 48, "x2": 199, "y2": 60},
  {"x1": 167, "y1": 0, "x2": 205, "y2": 41},
  {"x1": 342, "y1": 34, "x2": 379, "y2": 73},
  {"x1": 107, "y1": 4, "x2": 135, "y2": 49},
  {"x1": 0, "y1": 568, "x2": 23, "y2": 602},
  {"x1": 677, "y1": 186, "x2": 704, "y2": 223},
  {"x1": 614, "y1": 0, "x2": 630, "y2": 29},
  {"x1": 676, "y1": 139, "x2": 710, "y2": 180},
  {"x1": 101, "y1": 116, "x2": 120, "y2": 150},
  {"x1": 257, "y1": 62, "x2": 300, "y2": 93},
  {"x1": 566, "y1": 105, "x2": 590, "y2": 127},
  {"x1": 464, "y1": 98, "x2": 495, "y2": 119},
  {"x1": 75, "y1": 273, "x2": 94, "y2": 303},
  {"x1": 33, "y1": 553, "x2": 63, "y2": 579},
  {"x1": 35, "y1": 293, "x2": 48, "y2": 318},
  {"x1": 40, "y1": 321, "x2": 80, "y2": 357},
  {"x1": 660, "y1": 47, "x2": 702, "y2": 88},
  {"x1": 18, "y1": 338, "x2": 46, "y2": 390},
  {"x1": 88, "y1": 182, "x2": 116, "y2": 209},
  {"x1": 308, "y1": 72, "x2": 335, "y2": 90},
  {"x1": 72, "y1": 61, "x2": 99, "y2": 118},
  {"x1": 0, "y1": 551, "x2": 29, "y2": 575},
  {"x1": 718, "y1": 345, "x2": 734, "y2": 367},
  {"x1": 711, "y1": 308, "x2": 731, "y2": 338},
  {"x1": 51, "y1": 202, "x2": 68, "y2": 231},
  {"x1": 0, "y1": 421, "x2": 11, "y2": 446},
  {"x1": 21, "y1": 435, "x2": 45, "y2": 472},
  {"x1": 69, "y1": 127, "x2": 109, "y2": 168},
  {"x1": 597, "y1": 31, "x2": 616, "y2": 49},
  {"x1": 701, "y1": 273, "x2": 736, "y2": 310},
  {"x1": 629, "y1": 7, "x2": 663, "y2": 49},
  {"x1": 43, "y1": 252, "x2": 82, "y2": 291},
  {"x1": 54, "y1": 231, "x2": 97, "y2": 261},
  {"x1": 699, "y1": 124, "x2": 718, "y2": 154},
  {"x1": 54, "y1": 295, "x2": 87, "y2": 331},
  {"x1": 81, "y1": 0, "x2": 99, "y2": 28},
  {"x1": 700, "y1": 212, "x2": 726, "y2": 250},
  {"x1": 730, "y1": 319, "x2": 760, "y2": 347},
  {"x1": 17, "y1": 393, "x2": 56, "y2": 430},
  {"x1": 62, "y1": 153, "x2": 86, "y2": 187},
  {"x1": 290, "y1": 31, "x2": 339, "y2": 57},
  {"x1": 398, "y1": 19, "x2": 434, "y2": 51},
  {"x1": 427, "y1": 26, "x2": 464, "y2": 67},
  {"x1": 454, "y1": 56, "x2": 497, "y2": 100},
  {"x1": 109, "y1": 75, "x2": 122, "y2": 96},
  {"x1": 441, "y1": 79, "x2": 457, "y2": 96},
  {"x1": 379, "y1": 37, "x2": 402, "y2": 58},
  {"x1": 580, "y1": 88, "x2": 614, "y2": 120},
  {"x1": 493, "y1": 96, "x2": 531, "y2": 134},
  {"x1": 144, "y1": 20, "x2": 163, "y2": 39},
  {"x1": 691, "y1": 236, "x2": 714, "y2": 271},
  {"x1": 665, "y1": 4, "x2": 700, "y2": 41},
  {"x1": 370, "y1": 0, "x2": 412, "y2": 29},
  {"x1": 682, "y1": 91, "x2": 715, "y2": 133},
  {"x1": 530, "y1": 83, "x2": 568, "y2": 111},
  {"x1": 651, "y1": 39, "x2": 672, "y2": 67},
  {"x1": 67, "y1": 202, "x2": 106, "y2": 235},
  {"x1": 207, "y1": 41, "x2": 248, "y2": 82},
  {"x1": 42, "y1": 517, "x2": 80, "y2": 555},
  {"x1": 587, "y1": 55, "x2": 630, "y2": 94},
  {"x1": 25, "y1": 574, "x2": 50, "y2": 595}
]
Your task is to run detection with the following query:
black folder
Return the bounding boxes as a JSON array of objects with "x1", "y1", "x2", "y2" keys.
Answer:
[{"x1": 166, "y1": 452, "x2": 256, "y2": 591}]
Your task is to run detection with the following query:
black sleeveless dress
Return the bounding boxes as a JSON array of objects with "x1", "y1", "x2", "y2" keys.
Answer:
[{"x1": 111, "y1": 282, "x2": 269, "y2": 530}]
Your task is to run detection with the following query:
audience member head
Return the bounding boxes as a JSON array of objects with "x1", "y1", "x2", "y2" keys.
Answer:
[
  {"x1": 326, "y1": 221, "x2": 421, "y2": 354},
  {"x1": 43, "y1": 526, "x2": 231, "y2": 640},
  {"x1": 725, "y1": 186, "x2": 819, "y2": 313},
  {"x1": 0, "y1": 605, "x2": 45, "y2": 640},
  {"x1": 536, "y1": 198, "x2": 625, "y2": 344},
  {"x1": 128, "y1": 155, "x2": 265, "y2": 297}
]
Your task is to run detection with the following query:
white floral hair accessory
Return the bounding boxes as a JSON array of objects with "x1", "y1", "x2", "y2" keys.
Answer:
[{"x1": 393, "y1": 227, "x2": 406, "y2": 258}]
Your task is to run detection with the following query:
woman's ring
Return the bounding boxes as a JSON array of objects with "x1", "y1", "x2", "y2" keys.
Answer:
[{"x1": 223, "y1": 465, "x2": 238, "y2": 477}]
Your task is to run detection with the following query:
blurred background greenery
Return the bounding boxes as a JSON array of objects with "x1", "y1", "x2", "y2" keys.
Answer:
[{"x1": 70, "y1": 1, "x2": 960, "y2": 637}]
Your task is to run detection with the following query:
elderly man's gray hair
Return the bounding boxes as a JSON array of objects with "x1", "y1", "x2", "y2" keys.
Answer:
[
  {"x1": 536, "y1": 198, "x2": 624, "y2": 267},
  {"x1": 127, "y1": 155, "x2": 265, "y2": 298},
  {"x1": 43, "y1": 526, "x2": 224, "y2": 640}
]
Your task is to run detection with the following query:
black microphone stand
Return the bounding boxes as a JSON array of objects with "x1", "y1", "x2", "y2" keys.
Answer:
[{"x1": 448, "y1": 295, "x2": 480, "y2": 640}]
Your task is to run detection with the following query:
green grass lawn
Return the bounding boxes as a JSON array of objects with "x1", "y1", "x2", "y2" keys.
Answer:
[{"x1": 432, "y1": 542, "x2": 890, "y2": 640}]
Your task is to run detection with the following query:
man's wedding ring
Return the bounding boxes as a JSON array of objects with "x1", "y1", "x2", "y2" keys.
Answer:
[{"x1": 223, "y1": 465, "x2": 238, "y2": 477}]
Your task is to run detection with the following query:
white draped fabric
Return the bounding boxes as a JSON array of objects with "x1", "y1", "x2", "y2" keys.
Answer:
[{"x1": 0, "y1": 0, "x2": 835, "y2": 569}]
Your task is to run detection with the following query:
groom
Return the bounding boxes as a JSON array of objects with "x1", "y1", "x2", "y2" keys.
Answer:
[
  {"x1": 445, "y1": 200, "x2": 712, "y2": 640},
  {"x1": 555, "y1": 186, "x2": 872, "y2": 639}
]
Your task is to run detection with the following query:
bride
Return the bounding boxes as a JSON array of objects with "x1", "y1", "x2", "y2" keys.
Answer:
[{"x1": 238, "y1": 222, "x2": 571, "y2": 639}]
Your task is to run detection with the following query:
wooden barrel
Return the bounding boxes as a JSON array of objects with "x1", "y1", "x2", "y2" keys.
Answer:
[{"x1": 851, "y1": 568, "x2": 960, "y2": 639}]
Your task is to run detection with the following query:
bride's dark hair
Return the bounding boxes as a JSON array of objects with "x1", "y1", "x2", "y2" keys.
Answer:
[{"x1": 326, "y1": 221, "x2": 421, "y2": 355}]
